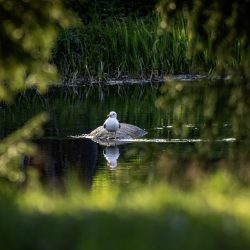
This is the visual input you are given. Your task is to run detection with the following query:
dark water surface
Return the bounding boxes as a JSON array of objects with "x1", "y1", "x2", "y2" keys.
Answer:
[{"x1": 0, "y1": 83, "x2": 234, "y2": 191}]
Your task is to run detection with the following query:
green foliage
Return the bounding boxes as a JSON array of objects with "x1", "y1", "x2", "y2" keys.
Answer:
[
  {"x1": 1, "y1": 172, "x2": 250, "y2": 249},
  {"x1": 0, "y1": 0, "x2": 75, "y2": 101},
  {"x1": 0, "y1": 113, "x2": 48, "y2": 182},
  {"x1": 0, "y1": 0, "x2": 74, "y2": 192},
  {"x1": 156, "y1": 1, "x2": 250, "y2": 151},
  {"x1": 53, "y1": 15, "x2": 215, "y2": 82},
  {"x1": 0, "y1": 0, "x2": 76, "y2": 182},
  {"x1": 158, "y1": 0, "x2": 250, "y2": 78}
]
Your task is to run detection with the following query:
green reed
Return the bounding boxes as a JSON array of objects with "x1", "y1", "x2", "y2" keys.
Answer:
[{"x1": 53, "y1": 15, "x2": 216, "y2": 83}]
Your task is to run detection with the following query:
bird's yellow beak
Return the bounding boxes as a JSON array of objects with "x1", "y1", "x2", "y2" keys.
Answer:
[{"x1": 107, "y1": 114, "x2": 110, "y2": 118}]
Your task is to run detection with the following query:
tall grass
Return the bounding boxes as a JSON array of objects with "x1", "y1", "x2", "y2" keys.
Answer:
[{"x1": 53, "y1": 15, "x2": 216, "y2": 83}]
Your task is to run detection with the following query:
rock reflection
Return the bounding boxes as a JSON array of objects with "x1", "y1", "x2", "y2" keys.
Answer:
[{"x1": 103, "y1": 146, "x2": 120, "y2": 169}]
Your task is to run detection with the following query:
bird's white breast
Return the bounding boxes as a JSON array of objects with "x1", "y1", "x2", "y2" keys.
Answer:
[{"x1": 104, "y1": 117, "x2": 120, "y2": 132}]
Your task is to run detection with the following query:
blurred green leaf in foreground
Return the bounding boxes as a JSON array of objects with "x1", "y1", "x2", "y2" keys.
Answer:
[
  {"x1": 0, "y1": 113, "x2": 48, "y2": 183},
  {"x1": 0, "y1": 0, "x2": 76, "y2": 101},
  {"x1": 0, "y1": 171, "x2": 249, "y2": 250},
  {"x1": 0, "y1": 0, "x2": 75, "y2": 181},
  {"x1": 157, "y1": 0, "x2": 250, "y2": 78},
  {"x1": 156, "y1": 0, "x2": 250, "y2": 149}
]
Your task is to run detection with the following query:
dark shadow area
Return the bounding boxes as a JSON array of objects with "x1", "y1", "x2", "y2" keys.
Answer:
[{"x1": 22, "y1": 139, "x2": 98, "y2": 190}]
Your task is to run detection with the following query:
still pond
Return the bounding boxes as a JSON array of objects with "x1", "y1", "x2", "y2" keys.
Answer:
[{"x1": 0, "y1": 82, "x2": 234, "y2": 191}]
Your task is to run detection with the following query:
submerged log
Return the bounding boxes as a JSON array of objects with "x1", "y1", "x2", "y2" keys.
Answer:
[{"x1": 89, "y1": 123, "x2": 147, "y2": 140}]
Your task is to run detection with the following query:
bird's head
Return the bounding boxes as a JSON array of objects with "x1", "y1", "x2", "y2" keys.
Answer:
[{"x1": 107, "y1": 111, "x2": 117, "y2": 118}]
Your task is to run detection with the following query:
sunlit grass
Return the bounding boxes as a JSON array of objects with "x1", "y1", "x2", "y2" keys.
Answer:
[
  {"x1": 1, "y1": 170, "x2": 250, "y2": 249},
  {"x1": 17, "y1": 171, "x2": 250, "y2": 218}
]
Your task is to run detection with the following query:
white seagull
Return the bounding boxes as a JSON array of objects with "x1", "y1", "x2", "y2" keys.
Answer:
[{"x1": 103, "y1": 111, "x2": 121, "y2": 139}]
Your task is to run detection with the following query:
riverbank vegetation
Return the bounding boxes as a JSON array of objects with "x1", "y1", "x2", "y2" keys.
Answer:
[
  {"x1": 51, "y1": 1, "x2": 245, "y2": 83},
  {"x1": 53, "y1": 15, "x2": 216, "y2": 83}
]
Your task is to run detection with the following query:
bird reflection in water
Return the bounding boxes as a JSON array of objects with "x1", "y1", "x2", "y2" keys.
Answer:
[{"x1": 103, "y1": 146, "x2": 120, "y2": 169}]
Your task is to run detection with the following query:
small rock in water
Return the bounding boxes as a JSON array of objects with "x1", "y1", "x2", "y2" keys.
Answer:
[
  {"x1": 83, "y1": 111, "x2": 147, "y2": 146},
  {"x1": 89, "y1": 123, "x2": 147, "y2": 140}
]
